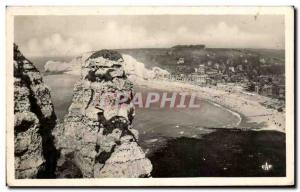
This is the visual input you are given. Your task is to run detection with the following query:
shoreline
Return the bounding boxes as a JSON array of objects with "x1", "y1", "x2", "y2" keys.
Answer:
[
  {"x1": 134, "y1": 78, "x2": 285, "y2": 133},
  {"x1": 206, "y1": 100, "x2": 242, "y2": 127},
  {"x1": 45, "y1": 72, "x2": 285, "y2": 133}
]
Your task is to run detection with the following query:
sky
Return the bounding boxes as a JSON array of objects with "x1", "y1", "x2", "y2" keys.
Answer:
[{"x1": 14, "y1": 15, "x2": 285, "y2": 57}]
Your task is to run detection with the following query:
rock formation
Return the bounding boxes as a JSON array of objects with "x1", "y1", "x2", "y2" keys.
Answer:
[
  {"x1": 13, "y1": 44, "x2": 57, "y2": 178},
  {"x1": 44, "y1": 52, "x2": 170, "y2": 81},
  {"x1": 53, "y1": 50, "x2": 152, "y2": 178}
]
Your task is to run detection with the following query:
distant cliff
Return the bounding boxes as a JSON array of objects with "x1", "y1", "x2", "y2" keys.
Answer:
[
  {"x1": 171, "y1": 44, "x2": 206, "y2": 50},
  {"x1": 53, "y1": 49, "x2": 152, "y2": 178},
  {"x1": 44, "y1": 52, "x2": 170, "y2": 81},
  {"x1": 119, "y1": 46, "x2": 285, "y2": 76},
  {"x1": 13, "y1": 44, "x2": 57, "y2": 178}
]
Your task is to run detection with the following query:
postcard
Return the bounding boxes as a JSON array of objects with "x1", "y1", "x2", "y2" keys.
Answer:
[{"x1": 6, "y1": 6, "x2": 295, "y2": 187}]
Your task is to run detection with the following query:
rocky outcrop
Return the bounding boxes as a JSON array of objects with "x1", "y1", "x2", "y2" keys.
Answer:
[
  {"x1": 44, "y1": 52, "x2": 170, "y2": 81},
  {"x1": 14, "y1": 44, "x2": 57, "y2": 178},
  {"x1": 53, "y1": 50, "x2": 152, "y2": 178}
]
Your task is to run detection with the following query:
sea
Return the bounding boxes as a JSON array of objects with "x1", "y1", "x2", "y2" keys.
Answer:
[{"x1": 29, "y1": 56, "x2": 286, "y2": 177}]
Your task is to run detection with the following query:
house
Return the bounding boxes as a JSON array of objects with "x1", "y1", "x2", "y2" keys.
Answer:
[
  {"x1": 207, "y1": 60, "x2": 213, "y2": 66},
  {"x1": 237, "y1": 64, "x2": 243, "y2": 71},
  {"x1": 206, "y1": 78, "x2": 217, "y2": 86},
  {"x1": 177, "y1": 57, "x2": 185, "y2": 65},
  {"x1": 226, "y1": 59, "x2": 232, "y2": 65},
  {"x1": 230, "y1": 74, "x2": 243, "y2": 82},
  {"x1": 206, "y1": 69, "x2": 219, "y2": 77},
  {"x1": 222, "y1": 74, "x2": 229, "y2": 82},
  {"x1": 229, "y1": 66, "x2": 235, "y2": 73},
  {"x1": 198, "y1": 64, "x2": 205, "y2": 74},
  {"x1": 214, "y1": 63, "x2": 220, "y2": 69},
  {"x1": 278, "y1": 85, "x2": 285, "y2": 99},
  {"x1": 212, "y1": 73, "x2": 224, "y2": 82},
  {"x1": 190, "y1": 73, "x2": 207, "y2": 85},
  {"x1": 258, "y1": 75, "x2": 272, "y2": 84},
  {"x1": 259, "y1": 58, "x2": 266, "y2": 64},
  {"x1": 260, "y1": 84, "x2": 277, "y2": 97},
  {"x1": 242, "y1": 76, "x2": 249, "y2": 83},
  {"x1": 255, "y1": 84, "x2": 261, "y2": 93}
]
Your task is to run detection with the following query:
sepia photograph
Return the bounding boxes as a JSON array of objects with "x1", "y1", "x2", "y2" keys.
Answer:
[{"x1": 6, "y1": 6, "x2": 295, "y2": 187}]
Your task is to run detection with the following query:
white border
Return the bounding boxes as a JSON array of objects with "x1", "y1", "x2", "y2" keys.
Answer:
[{"x1": 6, "y1": 6, "x2": 295, "y2": 187}]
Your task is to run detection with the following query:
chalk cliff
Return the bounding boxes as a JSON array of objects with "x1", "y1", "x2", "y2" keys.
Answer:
[
  {"x1": 44, "y1": 53, "x2": 170, "y2": 81},
  {"x1": 53, "y1": 50, "x2": 152, "y2": 178},
  {"x1": 13, "y1": 44, "x2": 57, "y2": 178}
]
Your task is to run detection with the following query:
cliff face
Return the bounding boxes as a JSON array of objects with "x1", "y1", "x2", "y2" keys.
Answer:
[
  {"x1": 13, "y1": 44, "x2": 57, "y2": 178},
  {"x1": 53, "y1": 50, "x2": 152, "y2": 178}
]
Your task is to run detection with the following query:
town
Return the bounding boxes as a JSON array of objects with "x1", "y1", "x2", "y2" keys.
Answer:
[{"x1": 151, "y1": 45, "x2": 285, "y2": 101}]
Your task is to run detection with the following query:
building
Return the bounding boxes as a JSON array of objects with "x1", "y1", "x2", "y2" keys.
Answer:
[
  {"x1": 259, "y1": 58, "x2": 266, "y2": 64},
  {"x1": 278, "y1": 85, "x2": 285, "y2": 100},
  {"x1": 255, "y1": 84, "x2": 261, "y2": 93},
  {"x1": 237, "y1": 64, "x2": 243, "y2": 71},
  {"x1": 214, "y1": 63, "x2": 220, "y2": 69},
  {"x1": 229, "y1": 74, "x2": 243, "y2": 82},
  {"x1": 229, "y1": 66, "x2": 235, "y2": 73},
  {"x1": 190, "y1": 73, "x2": 208, "y2": 85},
  {"x1": 255, "y1": 83, "x2": 285, "y2": 99},
  {"x1": 207, "y1": 60, "x2": 213, "y2": 66},
  {"x1": 177, "y1": 57, "x2": 185, "y2": 65},
  {"x1": 206, "y1": 69, "x2": 219, "y2": 76},
  {"x1": 198, "y1": 64, "x2": 205, "y2": 74}
]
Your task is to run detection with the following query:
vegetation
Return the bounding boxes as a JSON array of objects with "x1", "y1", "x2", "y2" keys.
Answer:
[
  {"x1": 88, "y1": 49, "x2": 123, "y2": 61},
  {"x1": 118, "y1": 47, "x2": 285, "y2": 77}
]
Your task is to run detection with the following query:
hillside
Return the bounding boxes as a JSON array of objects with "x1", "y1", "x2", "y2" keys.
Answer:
[{"x1": 117, "y1": 46, "x2": 285, "y2": 79}]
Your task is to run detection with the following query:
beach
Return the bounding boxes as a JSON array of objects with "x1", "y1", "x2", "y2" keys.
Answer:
[
  {"x1": 134, "y1": 79, "x2": 286, "y2": 177},
  {"x1": 41, "y1": 73, "x2": 286, "y2": 177},
  {"x1": 38, "y1": 53, "x2": 286, "y2": 133},
  {"x1": 135, "y1": 79, "x2": 286, "y2": 133}
]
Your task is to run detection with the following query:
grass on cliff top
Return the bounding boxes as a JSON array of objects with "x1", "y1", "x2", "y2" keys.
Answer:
[{"x1": 88, "y1": 49, "x2": 123, "y2": 61}]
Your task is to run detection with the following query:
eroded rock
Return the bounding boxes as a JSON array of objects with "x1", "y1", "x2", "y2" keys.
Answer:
[
  {"x1": 13, "y1": 44, "x2": 57, "y2": 178},
  {"x1": 54, "y1": 50, "x2": 152, "y2": 178}
]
